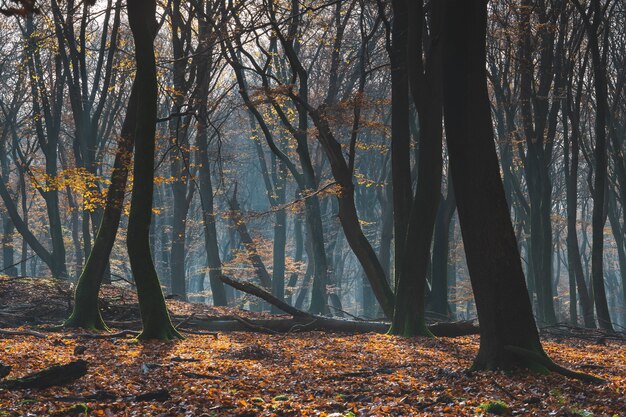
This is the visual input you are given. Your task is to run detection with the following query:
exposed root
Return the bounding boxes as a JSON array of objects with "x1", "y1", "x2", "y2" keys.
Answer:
[{"x1": 504, "y1": 345, "x2": 606, "y2": 384}]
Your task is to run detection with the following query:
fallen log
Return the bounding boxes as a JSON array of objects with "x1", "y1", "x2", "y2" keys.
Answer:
[
  {"x1": 218, "y1": 275, "x2": 480, "y2": 337},
  {"x1": 0, "y1": 328, "x2": 48, "y2": 338},
  {"x1": 176, "y1": 315, "x2": 478, "y2": 336},
  {"x1": 0, "y1": 360, "x2": 87, "y2": 389}
]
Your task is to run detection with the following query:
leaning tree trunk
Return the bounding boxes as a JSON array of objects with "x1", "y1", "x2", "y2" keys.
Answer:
[
  {"x1": 126, "y1": 0, "x2": 181, "y2": 340},
  {"x1": 64, "y1": 82, "x2": 138, "y2": 330},
  {"x1": 442, "y1": 0, "x2": 546, "y2": 370}
]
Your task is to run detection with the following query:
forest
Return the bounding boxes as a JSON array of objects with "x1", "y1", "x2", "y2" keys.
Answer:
[{"x1": 0, "y1": 0, "x2": 625, "y2": 415}]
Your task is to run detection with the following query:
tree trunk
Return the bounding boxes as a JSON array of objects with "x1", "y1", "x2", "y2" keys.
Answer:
[
  {"x1": 194, "y1": 13, "x2": 228, "y2": 305},
  {"x1": 585, "y1": 0, "x2": 613, "y2": 331},
  {"x1": 390, "y1": 0, "x2": 444, "y2": 336},
  {"x1": 564, "y1": 89, "x2": 595, "y2": 328},
  {"x1": 429, "y1": 181, "x2": 456, "y2": 318},
  {"x1": 442, "y1": 0, "x2": 547, "y2": 370},
  {"x1": 64, "y1": 68, "x2": 139, "y2": 330},
  {"x1": 126, "y1": 0, "x2": 181, "y2": 340}
]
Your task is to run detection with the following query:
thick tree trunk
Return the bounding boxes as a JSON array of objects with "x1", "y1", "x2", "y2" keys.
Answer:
[
  {"x1": 1, "y1": 213, "x2": 16, "y2": 277},
  {"x1": 442, "y1": 0, "x2": 546, "y2": 370}
]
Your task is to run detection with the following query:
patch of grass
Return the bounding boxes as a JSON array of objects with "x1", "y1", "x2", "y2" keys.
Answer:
[{"x1": 478, "y1": 400, "x2": 510, "y2": 415}]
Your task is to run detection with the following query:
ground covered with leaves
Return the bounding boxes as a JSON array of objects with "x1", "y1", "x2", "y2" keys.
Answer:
[
  {"x1": 0, "y1": 330, "x2": 624, "y2": 416},
  {"x1": 1, "y1": 276, "x2": 625, "y2": 416}
]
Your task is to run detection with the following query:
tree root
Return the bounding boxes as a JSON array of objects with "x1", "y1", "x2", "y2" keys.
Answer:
[{"x1": 504, "y1": 345, "x2": 606, "y2": 384}]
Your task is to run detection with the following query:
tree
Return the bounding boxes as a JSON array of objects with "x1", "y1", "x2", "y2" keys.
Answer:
[
  {"x1": 64, "y1": 82, "x2": 138, "y2": 330},
  {"x1": 388, "y1": 0, "x2": 444, "y2": 336},
  {"x1": 572, "y1": 0, "x2": 614, "y2": 331},
  {"x1": 442, "y1": 0, "x2": 548, "y2": 370},
  {"x1": 126, "y1": 0, "x2": 181, "y2": 340}
]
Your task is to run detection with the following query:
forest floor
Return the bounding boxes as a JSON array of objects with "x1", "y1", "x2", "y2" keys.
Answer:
[{"x1": 0, "y1": 277, "x2": 625, "y2": 416}]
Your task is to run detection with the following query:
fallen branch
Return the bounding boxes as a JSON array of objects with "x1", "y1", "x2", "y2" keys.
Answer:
[
  {"x1": 232, "y1": 315, "x2": 281, "y2": 334},
  {"x1": 0, "y1": 328, "x2": 48, "y2": 338},
  {"x1": 220, "y1": 275, "x2": 310, "y2": 318},
  {"x1": 175, "y1": 313, "x2": 196, "y2": 329},
  {"x1": 178, "y1": 328, "x2": 219, "y2": 338},
  {"x1": 62, "y1": 330, "x2": 139, "y2": 339},
  {"x1": 0, "y1": 360, "x2": 88, "y2": 389},
  {"x1": 182, "y1": 372, "x2": 220, "y2": 380}
]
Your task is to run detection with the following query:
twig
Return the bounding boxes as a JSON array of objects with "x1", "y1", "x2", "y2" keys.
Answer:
[
  {"x1": 491, "y1": 380, "x2": 517, "y2": 400},
  {"x1": 110, "y1": 274, "x2": 136, "y2": 287},
  {"x1": 287, "y1": 319, "x2": 319, "y2": 333},
  {"x1": 178, "y1": 327, "x2": 219, "y2": 338},
  {"x1": 0, "y1": 255, "x2": 36, "y2": 273},
  {"x1": 175, "y1": 313, "x2": 196, "y2": 329},
  {"x1": 328, "y1": 305, "x2": 365, "y2": 321},
  {"x1": 182, "y1": 372, "x2": 220, "y2": 380},
  {"x1": 242, "y1": 181, "x2": 338, "y2": 220},
  {"x1": 233, "y1": 315, "x2": 280, "y2": 334}
]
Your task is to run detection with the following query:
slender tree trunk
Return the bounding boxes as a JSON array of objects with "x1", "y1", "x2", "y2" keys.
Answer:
[
  {"x1": 126, "y1": 0, "x2": 182, "y2": 340},
  {"x1": 390, "y1": 0, "x2": 444, "y2": 336},
  {"x1": 271, "y1": 160, "x2": 288, "y2": 311},
  {"x1": 194, "y1": 15, "x2": 228, "y2": 305},
  {"x1": 430, "y1": 181, "x2": 456, "y2": 318},
  {"x1": 564, "y1": 96, "x2": 595, "y2": 327},
  {"x1": 389, "y1": 0, "x2": 412, "y2": 299},
  {"x1": 64, "y1": 82, "x2": 139, "y2": 330},
  {"x1": 585, "y1": 1, "x2": 613, "y2": 331},
  {"x1": 0, "y1": 147, "x2": 16, "y2": 277},
  {"x1": 228, "y1": 187, "x2": 272, "y2": 290}
]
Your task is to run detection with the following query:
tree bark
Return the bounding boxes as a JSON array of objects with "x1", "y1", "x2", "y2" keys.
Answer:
[
  {"x1": 64, "y1": 82, "x2": 138, "y2": 330},
  {"x1": 442, "y1": 0, "x2": 547, "y2": 370},
  {"x1": 126, "y1": 0, "x2": 182, "y2": 340}
]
